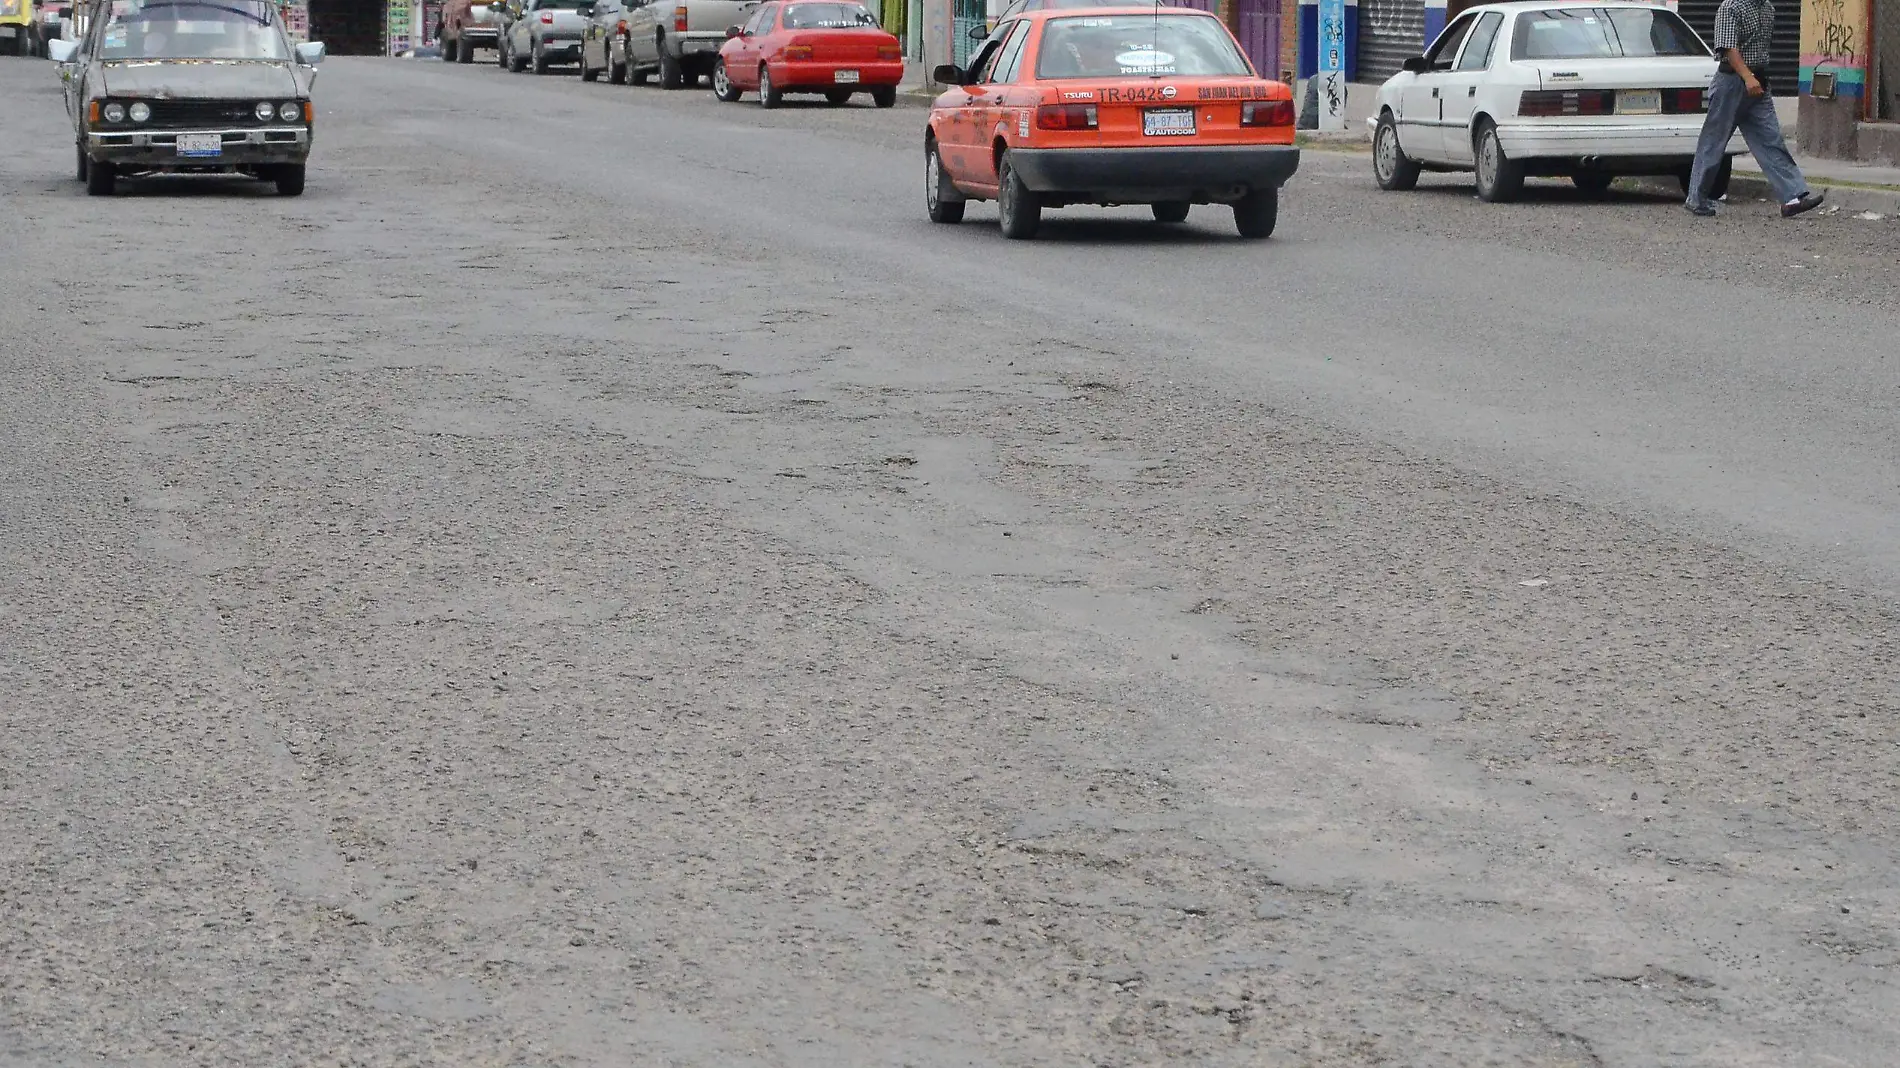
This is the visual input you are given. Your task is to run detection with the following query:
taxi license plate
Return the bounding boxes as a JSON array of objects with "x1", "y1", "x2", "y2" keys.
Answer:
[
  {"x1": 1143, "y1": 108, "x2": 1195, "y2": 136},
  {"x1": 1614, "y1": 89, "x2": 1661, "y2": 115},
  {"x1": 834, "y1": 69, "x2": 860, "y2": 83},
  {"x1": 176, "y1": 133, "x2": 223, "y2": 158}
]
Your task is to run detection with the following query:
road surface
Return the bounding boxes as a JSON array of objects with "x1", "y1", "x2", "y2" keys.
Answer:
[{"x1": 4, "y1": 55, "x2": 1900, "y2": 1068}]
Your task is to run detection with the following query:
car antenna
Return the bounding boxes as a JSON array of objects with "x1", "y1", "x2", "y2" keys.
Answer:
[{"x1": 1150, "y1": 0, "x2": 1159, "y2": 78}]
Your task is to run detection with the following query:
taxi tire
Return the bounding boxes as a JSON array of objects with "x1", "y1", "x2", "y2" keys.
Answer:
[
  {"x1": 758, "y1": 65, "x2": 781, "y2": 107},
  {"x1": 1232, "y1": 188, "x2": 1277, "y2": 239},
  {"x1": 458, "y1": 37, "x2": 475, "y2": 62},
  {"x1": 712, "y1": 59, "x2": 742, "y2": 101},
  {"x1": 274, "y1": 164, "x2": 306, "y2": 197},
  {"x1": 660, "y1": 50, "x2": 685, "y2": 89},
  {"x1": 1373, "y1": 113, "x2": 1420, "y2": 192},
  {"x1": 1473, "y1": 119, "x2": 1524, "y2": 203},
  {"x1": 925, "y1": 139, "x2": 964, "y2": 224},
  {"x1": 1151, "y1": 201, "x2": 1190, "y2": 223},
  {"x1": 872, "y1": 86, "x2": 896, "y2": 108},
  {"x1": 996, "y1": 151, "x2": 1040, "y2": 240},
  {"x1": 85, "y1": 160, "x2": 115, "y2": 197}
]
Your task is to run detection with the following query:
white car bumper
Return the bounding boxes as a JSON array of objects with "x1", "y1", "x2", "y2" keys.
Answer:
[{"x1": 1495, "y1": 121, "x2": 1745, "y2": 159}]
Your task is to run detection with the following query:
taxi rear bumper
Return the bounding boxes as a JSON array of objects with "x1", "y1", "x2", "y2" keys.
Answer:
[{"x1": 1008, "y1": 144, "x2": 1300, "y2": 197}]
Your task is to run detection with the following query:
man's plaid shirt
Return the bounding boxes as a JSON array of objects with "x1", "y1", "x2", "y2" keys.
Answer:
[{"x1": 1713, "y1": 0, "x2": 1774, "y2": 78}]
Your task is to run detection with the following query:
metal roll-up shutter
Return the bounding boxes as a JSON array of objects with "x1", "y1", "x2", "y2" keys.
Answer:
[
  {"x1": 1678, "y1": 0, "x2": 1800, "y2": 95},
  {"x1": 1358, "y1": 0, "x2": 1424, "y2": 83}
]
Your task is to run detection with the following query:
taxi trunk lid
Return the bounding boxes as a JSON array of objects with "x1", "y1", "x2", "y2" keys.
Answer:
[{"x1": 1065, "y1": 77, "x2": 1289, "y2": 141}]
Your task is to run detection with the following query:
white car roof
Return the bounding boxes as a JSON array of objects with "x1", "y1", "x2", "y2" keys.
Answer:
[{"x1": 1456, "y1": 0, "x2": 1686, "y2": 11}]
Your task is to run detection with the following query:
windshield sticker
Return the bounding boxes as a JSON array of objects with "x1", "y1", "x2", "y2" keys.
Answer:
[{"x1": 1115, "y1": 48, "x2": 1175, "y2": 74}]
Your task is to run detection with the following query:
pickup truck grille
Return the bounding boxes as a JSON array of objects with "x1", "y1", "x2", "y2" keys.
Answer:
[{"x1": 143, "y1": 100, "x2": 270, "y2": 126}]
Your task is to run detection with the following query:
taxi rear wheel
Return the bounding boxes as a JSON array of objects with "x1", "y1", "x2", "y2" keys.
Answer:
[
  {"x1": 758, "y1": 65, "x2": 781, "y2": 108},
  {"x1": 1232, "y1": 187, "x2": 1277, "y2": 239},
  {"x1": 1151, "y1": 201, "x2": 1189, "y2": 223},
  {"x1": 996, "y1": 150, "x2": 1040, "y2": 240},
  {"x1": 925, "y1": 139, "x2": 965, "y2": 224}
]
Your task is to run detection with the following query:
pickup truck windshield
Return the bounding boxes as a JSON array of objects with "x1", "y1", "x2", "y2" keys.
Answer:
[
  {"x1": 1510, "y1": 8, "x2": 1707, "y2": 60},
  {"x1": 781, "y1": 3, "x2": 877, "y2": 28},
  {"x1": 1036, "y1": 14, "x2": 1251, "y2": 79},
  {"x1": 98, "y1": 0, "x2": 289, "y2": 59}
]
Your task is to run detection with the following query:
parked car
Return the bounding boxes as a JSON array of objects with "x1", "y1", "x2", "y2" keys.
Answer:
[
  {"x1": 925, "y1": 6, "x2": 1299, "y2": 239},
  {"x1": 712, "y1": 0, "x2": 901, "y2": 107},
  {"x1": 621, "y1": 0, "x2": 753, "y2": 88},
  {"x1": 437, "y1": 0, "x2": 504, "y2": 62},
  {"x1": 1368, "y1": 1, "x2": 1741, "y2": 202},
  {"x1": 577, "y1": 0, "x2": 631, "y2": 81},
  {"x1": 48, "y1": 0, "x2": 324, "y2": 197},
  {"x1": 499, "y1": 0, "x2": 587, "y2": 73}
]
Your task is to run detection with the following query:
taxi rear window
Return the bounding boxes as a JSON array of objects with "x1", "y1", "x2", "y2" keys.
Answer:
[{"x1": 1035, "y1": 13, "x2": 1251, "y2": 79}]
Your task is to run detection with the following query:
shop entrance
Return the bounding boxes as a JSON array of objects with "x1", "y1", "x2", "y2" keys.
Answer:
[{"x1": 308, "y1": 0, "x2": 386, "y2": 53}]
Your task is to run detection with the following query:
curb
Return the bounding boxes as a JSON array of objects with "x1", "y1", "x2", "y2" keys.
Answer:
[{"x1": 1630, "y1": 171, "x2": 1900, "y2": 215}]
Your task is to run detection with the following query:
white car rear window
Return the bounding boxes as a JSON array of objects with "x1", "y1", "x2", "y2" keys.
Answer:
[{"x1": 1510, "y1": 7, "x2": 1707, "y2": 60}]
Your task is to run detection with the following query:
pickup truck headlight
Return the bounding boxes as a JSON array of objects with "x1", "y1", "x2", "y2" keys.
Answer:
[
  {"x1": 254, "y1": 100, "x2": 275, "y2": 120},
  {"x1": 279, "y1": 101, "x2": 300, "y2": 121},
  {"x1": 102, "y1": 102, "x2": 125, "y2": 123},
  {"x1": 128, "y1": 101, "x2": 150, "y2": 123}
]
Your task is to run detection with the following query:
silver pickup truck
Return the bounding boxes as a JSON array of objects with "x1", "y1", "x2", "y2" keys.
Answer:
[
  {"x1": 499, "y1": 0, "x2": 589, "y2": 73},
  {"x1": 621, "y1": 0, "x2": 754, "y2": 88}
]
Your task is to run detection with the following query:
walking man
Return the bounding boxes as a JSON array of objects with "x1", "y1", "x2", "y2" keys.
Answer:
[{"x1": 1684, "y1": 0, "x2": 1825, "y2": 218}]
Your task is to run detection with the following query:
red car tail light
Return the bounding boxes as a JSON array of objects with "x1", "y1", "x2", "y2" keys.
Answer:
[
  {"x1": 1518, "y1": 89, "x2": 1611, "y2": 116},
  {"x1": 877, "y1": 43, "x2": 901, "y2": 60},
  {"x1": 673, "y1": 4, "x2": 687, "y2": 31},
  {"x1": 1035, "y1": 103, "x2": 1098, "y2": 130},
  {"x1": 1240, "y1": 99, "x2": 1293, "y2": 126},
  {"x1": 538, "y1": 10, "x2": 552, "y2": 22},
  {"x1": 784, "y1": 43, "x2": 813, "y2": 59},
  {"x1": 1666, "y1": 87, "x2": 1706, "y2": 113},
  {"x1": 615, "y1": 17, "x2": 627, "y2": 32}
]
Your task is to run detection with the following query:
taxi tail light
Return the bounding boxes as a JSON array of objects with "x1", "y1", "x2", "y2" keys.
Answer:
[
  {"x1": 538, "y1": 10, "x2": 552, "y2": 22},
  {"x1": 1240, "y1": 99, "x2": 1293, "y2": 126},
  {"x1": 784, "y1": 43, "x2": 813, "y2": 59},
  {"x1": 673, "y1": 4, "x2": 687, "y2": 31},
  {"x1": 1518, "y1": 89, "x2": 1611, "y2": 116},
  {"x1": 1035, "y1": 103, "x2": 1097, "y2": 130}
]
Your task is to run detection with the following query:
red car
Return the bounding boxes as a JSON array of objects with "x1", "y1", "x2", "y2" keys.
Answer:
[{"x1": 712, "y1": 0, "x2": 903, "y2": 108}]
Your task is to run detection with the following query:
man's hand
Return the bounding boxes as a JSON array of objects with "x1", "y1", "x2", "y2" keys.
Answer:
[{"x1": 1744, "y1": 75, "x2": 1765, "y2": 96}]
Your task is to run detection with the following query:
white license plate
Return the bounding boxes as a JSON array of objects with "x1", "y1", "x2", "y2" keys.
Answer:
[
  {"x1": 176, "y1": 133, "x2": 222, "y2": 158},
  {"x1": 1143, "y1": 107, "x2": 1195, "y2": 136},
  {"x1": 1615, "y1": 89, "x2": 1661, "y2": 115},
  {"x1": 834, "y1": 69, "x2": 860, "y2": 83}
]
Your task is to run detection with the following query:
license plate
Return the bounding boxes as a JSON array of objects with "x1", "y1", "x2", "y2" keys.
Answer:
[
  {"x1": 1614, "y1": 89, "x2": 1661, "y2": 115},
  {"x1": 176, "y1": 133, "x2": 222, "y2": 158},
  {"x1": 1143, "y1": 107, "x2": 1196, "y2": 136},
  {"x1": 834, "y1": 69, "x2": 860, "y2": 83}
]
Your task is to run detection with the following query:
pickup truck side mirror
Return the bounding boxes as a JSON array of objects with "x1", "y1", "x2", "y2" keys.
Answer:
[
  {"x1": 725, "y1": 23, "x2": 740, "y2": 36},
  {"x1": 295, "y1": 40, "x2": 326, "y2": 64},
  {"x1": 1401, "y1": 55, "x2": 1429, "y2": 73},
  {"x1": 47, "y1": 37, "x2": 79, "y2": 63},
  {"x1": 966, "y1": 22, "x2": 986, "y2": 39},
  {"x1": 931, "y1": 62, "x2": 962, "y2": 84}
]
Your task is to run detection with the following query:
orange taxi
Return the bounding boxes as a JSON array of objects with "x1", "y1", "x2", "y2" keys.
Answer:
[{"x1": 925, "y1": 6, "x2": 1299, "y2": 239}]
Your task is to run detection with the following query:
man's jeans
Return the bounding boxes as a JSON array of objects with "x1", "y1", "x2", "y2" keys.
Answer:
[{"x1": 1686, "y1": 72, "x2": 1808, "y2": 208}]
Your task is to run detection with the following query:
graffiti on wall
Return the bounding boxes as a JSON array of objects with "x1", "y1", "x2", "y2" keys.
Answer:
[{"x1": 1799, "y1": 0, "x2": 1867, "y2": 94}]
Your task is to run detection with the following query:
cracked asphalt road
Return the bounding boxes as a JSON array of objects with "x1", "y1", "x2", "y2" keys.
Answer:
[{"x1": 4, "y1": 53, "x2": 1900, "y2": 1068}]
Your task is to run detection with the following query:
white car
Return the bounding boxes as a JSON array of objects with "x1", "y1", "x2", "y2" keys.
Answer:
[{"x1": 1368, "y1": 1, "x2": 1742, "y2": 202}]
